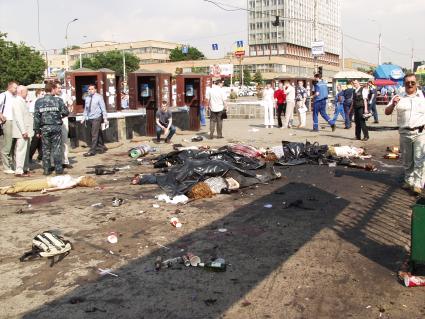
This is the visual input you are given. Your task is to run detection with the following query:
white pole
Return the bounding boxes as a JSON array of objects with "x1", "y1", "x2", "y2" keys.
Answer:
[
  {"x1": 378, "y1": 32, "x2": 382, "y2": 65},
  {"x1": 65, "y1": 18, "x2": 78, "y2": 70},
  {"x1": 79, "y1": 50, "x2": 82, "y2": 68}
]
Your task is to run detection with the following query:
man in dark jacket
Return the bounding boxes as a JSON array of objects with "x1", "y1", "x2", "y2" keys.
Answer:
[
  {"x1": 34, "y1": 82, "x2": 69, "y2": 175},
  {"x1": 342, "y1": 81, "x2": 354, "y2": 129}
]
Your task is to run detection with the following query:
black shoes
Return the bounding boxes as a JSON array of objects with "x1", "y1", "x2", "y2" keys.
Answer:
[
  {"x1": 331, "y1": 124, "x2": 336, "y2": 132},
  {"x1": 83, "y1": 152, "x2": 96, "y2": 157},
  {"x1": 63, "y1": 164, "x2": 73, "y2": 169},
  {"x1": 362, "y1": 137, "x2": 369, "y2": 141}
]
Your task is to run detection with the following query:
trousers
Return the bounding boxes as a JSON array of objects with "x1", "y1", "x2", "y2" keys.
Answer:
[
  {"x1": 1, "y1": 120, "x2": 14, "y2": 171},
  {"x1": 353, "y1": 107, "x2": 369, "y2": 139},
  {"x1": 343, "y1": 103, "x2": 352, "y2": 128},
  {"x1": 15, "y1": 138, "x2": 30, "y2": 174},
  {"x1": 400, "y1": 130, "x2": 425, "y2": 189},
  {"x1": 313, "y1": 99, "x2": 333, "y2": 130},
  {"x1": 296, "y1": 100, "x2": 306, "y2": 127},
  {"x1": 276, "y1": 103, "x2": 286, "y2": 128},
  {"x1": 263, "y1": 101, "x2": 275, "y2": 126},
  {"x1": 30, "y1": 134, "x2": 42, "y2": 160},
  {"x1": 369, "y1": 101, "x2": 378, "y2": 122},
  {"x1": 87, "y1": 117, "x2": 105, "y2": 154},
  {"x1": 41, "y1": 125, "x2": 62, "y2": 173},
  {"x1": 210, "y1": 111, "x2": 223, "y2": 138},
  {"x1": 283, "y1": 100, "x2": 295, "y2": 128},
  {"x1": 333, "y1": 102, "x2": 346, "y2": 122},
  {"x1": 156, "y1": 125, "x2": 176, "y2": 141}
]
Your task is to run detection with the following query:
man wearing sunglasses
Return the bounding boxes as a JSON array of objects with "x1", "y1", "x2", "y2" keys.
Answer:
[{"x1": 385, "y1": 73, "x2": 425, "y2": 194}]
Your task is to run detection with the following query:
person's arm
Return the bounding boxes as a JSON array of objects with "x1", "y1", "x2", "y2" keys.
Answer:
[
  {"x1": 59, "y1": 98, "x2": 69, "y2": 118},
  {"x1": 385, "y1": 96, "x2": 400, "y2": 115},
  {"x1": 13, "y1": 101, "x2": 27, "y2": 138},
  {"x1": 0, "y1": 93, "x2": 6, "y2": 122},
  {"x1": 33, "y1": 99, "x2": 41, "y2": 137},
  {"x1": 41, "y1": 185, "x2": 76, "y2": 193},
  {"x1": 81, "y1": 99, "x2": 88, "y2": 123},
  {"x1": 99, "y1": 95, "x2": 108, "y2": 122}
]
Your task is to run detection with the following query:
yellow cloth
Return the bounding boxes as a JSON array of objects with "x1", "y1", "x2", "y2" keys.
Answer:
[{"x1": 1, "y1": 179, "x2": 49, "y2": 194}]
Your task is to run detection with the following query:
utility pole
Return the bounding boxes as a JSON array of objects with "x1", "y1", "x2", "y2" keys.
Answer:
[
  {"x1": 313, "y1": 0, "x2": 318, "y2": 73},
  {"x1": 378, "y1": 32, "x2": 382, "y2": 65},
  {"x1": 410, "y1": 39, "x2": 414, "y2": 71},
  {"x1": 122, "y1": 49, "x2": 127, "y2": 91},
  {"x1": 341, "y1": 28, "x2": 344, "y2": 71}
]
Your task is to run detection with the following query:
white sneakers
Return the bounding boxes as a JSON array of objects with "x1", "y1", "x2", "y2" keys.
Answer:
[{"x1": 3, "y1": 169, "x2": 14, "y2": 174}]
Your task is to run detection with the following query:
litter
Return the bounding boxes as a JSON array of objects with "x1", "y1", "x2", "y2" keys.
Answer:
[
  {"x1": 156, "y1": 243, "x2": 170, "y2": 250},
  {"x1": 98, "y1": 268, "x2": 118, "y2": 277},
  {"x1": 384, "y1": 153, "x2": 400, "y2": 159},
  {"x1": 112, "y1": 197, "x2": 124, "y2": 207},
  {"x1": 156, "y1": 194, "x2": 189, "y2": 205},
  {"x1": 402, "y1": 275, "x2": 425, "y2": 287},
  {"x1": 218, "y1": 228, "x2": 227, "y2": 233},
  {"x1": 170, "y1": 217, "x2": 182, "y2": 228},
  {"x1": 107, "y1": 232, "x2": 118, "y2": 244},
  {"x1": 264, "y1": 204, "x2": 273, "y2": 208},
  {"x1": 129, "y1": 144, "x2": 154, "y2": 158},
  {"x1": 91, "y1": 202, "x2": 104, "y2": 208},
  {"x1": 191, "y1": 136, "x2": 204, "y2": 142},
  {"x1": 153, "y1": 204, "x2": 160, "y2": 208}
]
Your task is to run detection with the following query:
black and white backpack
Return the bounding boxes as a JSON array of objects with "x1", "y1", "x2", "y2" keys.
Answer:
[{"x1": 20, "y1": 231, "x2": 72, "y2": 267}]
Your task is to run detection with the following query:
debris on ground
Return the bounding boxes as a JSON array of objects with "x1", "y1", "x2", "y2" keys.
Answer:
[
  {"x1": 156, "y1": 194, "x2": 189, "y2": 205},
  {"x1": 170, "y1": 217, "x2": 182, "y2": 228}
]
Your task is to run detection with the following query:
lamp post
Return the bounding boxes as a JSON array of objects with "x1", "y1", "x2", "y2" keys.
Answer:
[
  {"x1": 370, "y1": 19, "x2": 382, "y2": 65},
  {"x1": 65, "y1": 18, "x2": 78, "y2": 70}
]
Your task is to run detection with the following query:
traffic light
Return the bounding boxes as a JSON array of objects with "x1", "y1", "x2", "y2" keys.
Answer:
[
  {"x1": 318, "y1": 66, "x2": 323, "y2": 77},
  {"x1": 272, "y1": 16, "x2": 280, "y2": 27}
]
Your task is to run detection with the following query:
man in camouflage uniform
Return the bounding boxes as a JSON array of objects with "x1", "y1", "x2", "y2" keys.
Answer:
[{"x1": 34, "y1": 82, "x2": 69, "y2": 175}]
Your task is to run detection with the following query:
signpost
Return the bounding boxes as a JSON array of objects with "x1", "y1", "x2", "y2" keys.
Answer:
[{"x1": 311, "y1": 41, "x2": 325, "y2": 56}]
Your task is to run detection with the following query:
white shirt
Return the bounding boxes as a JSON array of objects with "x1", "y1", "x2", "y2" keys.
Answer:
[
  {"x1": 47, "y1": 175, "x2": 79, "y2": 189},
  {"x1": 355, "y1": 87, "x2": 369, "y2": 100},
  {"x1": 262, "y1": 87, "x2": 275, "y2": 104},
  {"x1": 206, "y1": 85, "x2": 226, "y2": 112},
  {"x1": 284, "y1": 85, "x2": 295, "y2": 102},
  {"x1": 390, "y1": 90, "x2": 425, "y2": 130},
  {"x1": 0, "y1": 91, "x2": 17, "y2": 120}
]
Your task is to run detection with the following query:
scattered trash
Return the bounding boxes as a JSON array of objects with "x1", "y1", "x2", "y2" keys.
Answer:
[
  {"x1": 153, "y1": 204, "x2": 160, "y2": 208},
  {"x1": 218, "y1": 228, "x2": 227, "y2": 233},
  {"x1": 187, "y1": 253, "x2": 201, "y2": 266},
  {"x1": 111, "y1": 197, "x2": 124, "y2": 207},
  {"x1": 204, "y1": 298, "x2": 217, "y2": 306},
  {"x1": 155, "y1": 256, "x2": 162, "y2": 271},
  {"x1": 241, "y1": 300, "x2": 252, "y2": 307},
  {"x1": 85, "y1": 307, "x2": 106, "y2": 313},
  {"x1": 384, "y1": 153, "x2": 400, "y2": 159},
  {"x1": 386, "y1": 146, "x2": 400, "y2": 153},
  {"x1": 129, "y1": 144, "x2": 153, "y2": 158},
  {"x1": 328, "y1": 162, "x2": 337, "y2": 167},
  {"x1": 191, "y1": 136, "x2": 204, "y2": 142},
  {"x1": 402, "y1": 275, "x2": 425, "y2": 287},
  {"x1": 170, "y1": 217, "x2": 182, "y2": 228},
  {"x1": 69, "y1": 297, "x2": 86, "y2": 304},
  {"x1": 156, "y1": 194, "x2": 189, "y2": 205},
  {"x1": 156, "y1": 243, "x2": 170, "y2": 250},
  {"x1": 107, "y1": 232, "x2": 118, "y2": 244},
  {"x1": 162, "y1": 256, "x2": 183, "y2": 268},
  {"x1": 366, "y1": 305, "x2": 371, "y2": 309},
  {"x1": 264, "y1": 204, "x2": 273, "y2": 208},
  {"x1": 199, "y1": 259, "x2": 227, "y2": 272},
  {"x1": 98, "y1": 268, "x2": 118, "y2": 277},
  {"x1": 328, "y1": 145, "x2": 365, "y2": 158},
  {"x1": 91, "y1": 202, "x2": 104, "y2": 208}
]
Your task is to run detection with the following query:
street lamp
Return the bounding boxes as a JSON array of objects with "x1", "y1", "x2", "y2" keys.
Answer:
[
  {"x1": 369, "y1": 19, "x2": 382, "y2": 65},
  {"x1": 65, "y1": 18, "x2": 78, "y2": 70}
]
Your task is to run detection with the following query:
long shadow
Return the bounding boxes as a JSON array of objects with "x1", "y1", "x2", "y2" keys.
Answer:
[{"x1": 23, "y1": 182, "x2": 349, "y2": 318}]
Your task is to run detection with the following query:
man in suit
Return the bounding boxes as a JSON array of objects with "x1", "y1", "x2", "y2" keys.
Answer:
[{"x1": 12, "y1": 86, "x2": 33, "y2": 177}]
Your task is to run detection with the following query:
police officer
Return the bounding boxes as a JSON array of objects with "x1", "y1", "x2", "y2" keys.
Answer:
[
  {"x1": 342, "y1": 80, "x2": 354, "y2": 129},
  {"x1": 34, "y1": 82, "x2": 69, "y2": 175},
  {"x1": 349, "y1": 80, "x2": 369, "y2": 141},
  {"x1": 312, "y1": 73, "x2": 336, "y2": 132}
]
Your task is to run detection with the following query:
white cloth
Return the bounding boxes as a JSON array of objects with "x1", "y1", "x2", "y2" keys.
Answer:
[
  {"x1": 156, "y1": 193, "x2": 189, "y2": 204},
  {"x1": 12, "y1": 96, "x2": 33, "y2": 138},
  {"x1": 0, "y1": 91, "x2": 17, "y2": 120},
  {"x1": 296, "y1": 100, "x2": 307, "y2": 127},
  {"x1": 390, "y1": 90, "x2": 425, "y2": 129},
  {"x1": 206, "y1": 85, "x2": 226, "y2": 112},
  {"x1": 262, "y1": 87, "x2": 275, "y2": 126},
  {"x1": 47, "y1": 175, "x2": 79, "y2": 189},
  {"x1": 284, "y1": 85, "x2": 295, "y2": 102}
]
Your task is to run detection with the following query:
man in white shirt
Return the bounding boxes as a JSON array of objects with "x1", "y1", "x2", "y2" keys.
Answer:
[
  {"x1": 206, "y1": 80, "x2": 227, "y2": 139},
  {"x1": 385, "y1": 73, "x2": 425, "y2": 194},
  {"x1": 283, "y1": 81, "x2": 295, "y2": 128},
  {"x1": 0, "y1": 81, "x2": 18, "y2": 173},
  {"x1": 12, "y1": 86, "x2": 33, "y2": 176}
]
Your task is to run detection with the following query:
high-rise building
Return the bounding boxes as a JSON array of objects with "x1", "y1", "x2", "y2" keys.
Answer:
[{"x1": 247, "y1": 0, "x2": 341, "y2": 66}]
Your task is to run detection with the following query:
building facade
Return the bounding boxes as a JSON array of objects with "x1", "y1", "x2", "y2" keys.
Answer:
[
  {"x1": 247, "y1": 0, "x2": 341, "y2": 66},
  {"x1": 68, "y1": 40, "x2": 181, "y2": 66},
  {"x1": 343, "y1": 58, "x2": 376, "y2": 71}
]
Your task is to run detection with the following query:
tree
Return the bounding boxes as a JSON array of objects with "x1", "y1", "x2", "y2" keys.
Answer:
[
  {"x1": 169, "y1": 46, "x2": 205, "y2": 61},
  {"x1": 61, "y1": 45, "x2": 80, "y2": 55},
  {"x1": 253, "y1": 71, "x2": 263, "y2": 84},
  {"x1": 356, "y1": 66, "x2": 375, "y2": 75},
  {"x1": 0, "y1": 32, "x2": 46, "y2": 90},
  {"x1": 72, "y1": 50, "x2": 140, "y2": 76},
  {"x1": 243, "y1": 69, "x2": 251, "y2": 85}
]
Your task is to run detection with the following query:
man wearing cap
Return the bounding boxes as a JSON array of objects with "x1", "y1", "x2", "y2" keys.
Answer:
[
  {"x1": 385, "y1": 73, "x2": 425, "y2": 194},
  {"x1": 155, "y1": 100, "x2": 176, "y2": 143}
]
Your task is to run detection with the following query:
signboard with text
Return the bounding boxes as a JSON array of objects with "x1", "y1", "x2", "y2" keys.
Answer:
[
  {"x1": 209, "y1": 64, "x2": 234, "y2": 77},
  {"x1": 311, "y1": 41, "x2": 325, "y2": 56}
]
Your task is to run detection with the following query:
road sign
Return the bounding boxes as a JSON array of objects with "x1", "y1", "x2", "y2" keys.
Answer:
[
  {"x1": 311, "y1": 41, "x2": 325, "y2": 56},
  {"x1": 182, "y1": 45, "x2": 189, "y2": 54},
  {"x1": 212, "y1": 43, "x2": 219, "y2": 51},
  {"x1": 234, "y1": 50, "x2": 245, "y2": 57},
  {"x1": 236, "y1": 40, "x2": 244, "y2": 48}
]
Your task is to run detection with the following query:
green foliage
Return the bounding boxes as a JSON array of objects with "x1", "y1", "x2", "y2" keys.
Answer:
[
  {"x1": 253, "y1": 71, "x2": 263, "y2": 84},
  {"x1": 61, "y1": 45, "x2": 80, "y2": 54},
  {"x1": 0, "y1": 32, "x2": 46, "y2": 90},
  {"x1": 72, "y1": 50, "x2": 140, "y2": 76},
  {"x1": 169, "y1": 46, "x2": 205, "y2": 61},
  {"x1": 243, "y1": 69, "x2": 251, "y2": 85},
  {"x1": 356, "y1": 66, "x2": 375, "y2": 75}
]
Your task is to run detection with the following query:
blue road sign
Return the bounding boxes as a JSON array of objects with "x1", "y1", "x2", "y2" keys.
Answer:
[
  {"x1": 212, "y1": 43, "x2": 219, "y2": 51},
  {"x1": 182, "y1": 46, "x2": 189, "y2": 54},
  {"x1": 236, "y1": 40, "x2": 244, "y2": 48}
]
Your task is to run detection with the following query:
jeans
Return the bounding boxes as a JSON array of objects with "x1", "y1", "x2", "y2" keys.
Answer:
[
  {"x1": 332, "y1": 102, "x2": 346, "y2": 122},
  {"x1": 400, "y1": 130, "x2": 425, "y2": 189},
  {"x1": 369, "y1": 101, "x2": 378, "y2": 122},
  {"x1": 200, "y1": 105, "x2": 206, "y2": 126},
  {"x1": 312, "y1": 99, "x2": 334, "y2": 131},
  {"x1": 343, "y1": 103, "x2": 352, "y2": 128},
  {"x1": 210, "y1": 111, "x2": 223, "y2": 138},
  {"x1": 156, "y1": 125, "x2": 176, "y2": 141}
]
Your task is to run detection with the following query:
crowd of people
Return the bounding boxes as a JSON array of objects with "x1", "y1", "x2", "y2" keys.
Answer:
[{"x1": 0, "y1": 81, "x2": 108, "y2": 177}]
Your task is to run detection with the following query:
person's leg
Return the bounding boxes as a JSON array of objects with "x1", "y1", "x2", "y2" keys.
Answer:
[
  {"x1": 312, "y1": 101, "x2": 319, "y2": 131},
  {"x1": 400, "y1": 133, "x2": 414, "y2": 187},
  {"x1": 371, "y1": 102, "x2": 378, "y2": 122},
  {"x1": 276, "y1": 104, "x2": 283, "y2": 128},
  {"x1": 61, "y1": 118, "x2": 70, "y2": 165},
  {"x1": 296, "y1": 101, "x2": 302, "y2": 126},
  {"x1": 166, "y1": 125, "x2": 176, "y2": 141},
  {"x1": 41, "y1": 129, "x2": 51, "y2": 174},
  {"x1": 29, "y1": 135, "x2": 38, "y2": 160},
  {"x1": 318, "y1": 99, "x2": 334, "y2": 126},
  {"x1": 284, "y1": 101, "x2": 295, "y2": 128},
  {"x1": 264, "y1": 103, "x2": 270, "y2": 127},
  {"x1": 343, "y1": 103, "x2": 351, "y2": 128},
  {"x1": 354, "y1": 108, "x2": 361, "y2": 139},
  {"x1": 412, "y1": 132, "x2": 425, "y2": 190},
  {"x1": 209, "y1": 112, "x2": 217, "y2": 138},
  {"x1": 217, "y1": 111, "x2": 223, "y2": 137},
  {"x1": 339, "y1": 103, "x2": 346, "y2": 121},
  {"x1": 89, "y1": 117, "x2": 102, "y2": 154},
  {"x1": 268, "y1": 104, "x2": 274, "y2": 127},
  {"x1": 360, "y1": 116, "x2": 369, "y2": 139},
  {"x1": 156, "y1": 125, "x2": 163, "y2": 141},
  {"x1": 23, "y1": 139, "x2": 30, "y2": 173},
  {"x1": 51, "y1": 128, "x2": 63, "y2": 173},
  {"x1": 1, "y1": 120, "x2": 14, "y2": 171},
  {"x1": 300, "y1": 108, "x2": 306, "y2": 127},
  {"x1": 14, "y1": 138, "x2": 26, "y2": 175}
]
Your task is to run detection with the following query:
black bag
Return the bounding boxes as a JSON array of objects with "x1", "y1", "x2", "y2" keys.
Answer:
[{"x1": 221, "y1": 110, "x2": 228, "y2": 120}]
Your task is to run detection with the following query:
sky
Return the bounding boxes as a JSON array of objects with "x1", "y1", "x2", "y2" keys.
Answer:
[{"x1": 0, "y1": 0, "x2": 424, "y2": 68}]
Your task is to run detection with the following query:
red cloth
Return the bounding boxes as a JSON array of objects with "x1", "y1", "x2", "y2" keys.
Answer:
[{"x1": 274, "y1": 89, "x2": 286, "y2": 104}]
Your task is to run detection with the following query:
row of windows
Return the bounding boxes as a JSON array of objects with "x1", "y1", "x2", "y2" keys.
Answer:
[
  {"x1": 130, "y1": 47, "x2": 171, "y2": 54},
  {"x1": 249, "y1": 9, "x2": 284, "y2": 18},
  {"x1": 249, "y1": 0, "x2": 283, "y2": 8}
]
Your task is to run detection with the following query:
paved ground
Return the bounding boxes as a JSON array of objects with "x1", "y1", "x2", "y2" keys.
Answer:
[{"x1": 1, "y1": 109, "x2": 425, "y2": 319}]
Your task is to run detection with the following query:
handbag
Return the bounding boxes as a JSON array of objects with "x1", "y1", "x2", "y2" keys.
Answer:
[{"x1": 221, "y1": 109, "x2": 228, "y2": 120}]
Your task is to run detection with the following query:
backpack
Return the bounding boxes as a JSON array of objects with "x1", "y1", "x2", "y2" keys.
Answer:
[{"x1": 20, "y1": 231, "x2": 72, "y2": 267}]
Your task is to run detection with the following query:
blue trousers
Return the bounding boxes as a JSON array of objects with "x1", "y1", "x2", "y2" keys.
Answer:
[
  {"x1": 343, "y1": 103, "x2": 352, "y2": 128},
  {"x1": 332, "y1": 102, "x2": 346, "y2": 122},
  {"x1": 313, "y1": 99, "x2": 334, "y2": 130},
  {"x1": 369, "y1": 101, "x2": 378, "y2": 122},
  {"x1": 200, "y1": 105, "x2": 207, "y2": 126},
  {"x1": 156, "y1": 125, "x2": 176, "y2": 141}
]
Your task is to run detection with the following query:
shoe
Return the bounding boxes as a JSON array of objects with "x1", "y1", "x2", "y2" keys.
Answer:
[
  {"x1": 3, "y1": 169, "x2": 15, "y2": 174},
  {"x1": 356, "y1": 137, "x2": 361, "y2": 140},
  {"x1": 15, "y1": 173, "x2": 30, "y2": 177},
  {"x1": 413, "y1": 187, "x2": 423, "y2": 195},
  {"x1": 209, "y1": 135, "x2": 214, "y2": 139},
  {"x1": 401, "y1": 182, "x2": 412, "y2": 190},
  {"x1": 83, "y1": 152, "x2": 96, "y2": 157},
  {"x1": 312, "y1": 129, "x2": 319, "y2": 132},
  {"x1": 164, "y1": 138, "x2": 171, "y2": 144},
  {"x1": 153, "y1": 139, "x2": 160, "y2": 144},
  {"x1": 374, "y1": 121, "x2": 379, "y2": 124},
  {"x1": 63, "y1": 164, "x2": 73, "y2": 169},
  {"x1": 331, "y1": 124, "x2": 336, "y2": 132},
  {"x1": 217, "y1": 136, "x2": 224, "y2": 139},
  {"x1": 362, "y1": 137, "x2": 369, "y2": 141}
]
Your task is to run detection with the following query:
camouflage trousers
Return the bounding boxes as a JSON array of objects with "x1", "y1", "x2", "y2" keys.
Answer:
[{"x1": 41, "y1": 126, "x2": 63, "y2": 173}]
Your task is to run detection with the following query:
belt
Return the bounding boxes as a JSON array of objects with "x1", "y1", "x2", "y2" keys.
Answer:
[{"x1": 404, "y1": 125, "x2": 424, "y2": 133}]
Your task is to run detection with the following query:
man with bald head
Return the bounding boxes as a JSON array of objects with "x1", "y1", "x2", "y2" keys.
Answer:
[
  {"x1": 12, "y1": 86, "x2": 33, "y2": 176},
  {"x1": 0, "y1": 81, "x2": 18, "y2": 173}
]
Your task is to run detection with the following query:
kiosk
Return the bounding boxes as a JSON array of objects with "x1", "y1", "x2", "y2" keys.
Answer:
[
  {"x1": 176, "y1": 74, "x2": 211, "y2": 131},
  {"x1": 128, "y1": 70, "x2": 172, "y2": 136}
]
